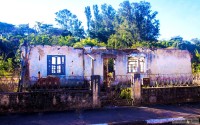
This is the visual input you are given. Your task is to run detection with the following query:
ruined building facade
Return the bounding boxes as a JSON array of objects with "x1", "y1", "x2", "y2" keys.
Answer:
[{"x1": 21, "y1": 45, "x2": 192, "y2": 87}]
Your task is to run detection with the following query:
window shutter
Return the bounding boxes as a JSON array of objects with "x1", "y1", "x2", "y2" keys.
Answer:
[
  {"x1": 61, "y1": 56, "x2": 65, "y2": 75},
  {"x1": 47, "y1": 55, "x2": 52, "y2": 75}
]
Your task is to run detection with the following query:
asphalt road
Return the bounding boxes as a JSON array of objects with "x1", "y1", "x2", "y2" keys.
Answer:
[{"x1": 0, "y1": 103, "x2": 200, "y2": 125}]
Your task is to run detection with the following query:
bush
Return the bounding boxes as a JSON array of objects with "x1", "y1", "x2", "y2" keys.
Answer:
[
  {"x1": 120, "y1": 88, "x2": 132, "y2": 99},
  {"x1": 0, "y1": 57, "x2": 14, "y2": 75}
]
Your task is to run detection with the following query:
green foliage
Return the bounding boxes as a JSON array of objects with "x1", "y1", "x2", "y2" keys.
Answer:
[
  {"x1": 29, "y1": 34, "x2": 51, "y2": 45},
  {"x1": 0, "y1": 57, "x2": 13, "y2": 75},
  {"x1": 85, "y1": 6, "x2": 92, "y2": 31},
  {"x1": 195, "y1": 64, "x2": 200, "y2": 73},
  {"x1": 191, "y1": 38, "x2": 200, "y2": 46},
  {"x1": 1, "y1": 2, "x2": 200, "y2": 74},
  {"x1": 0, "y1": 22, "x2": 15, "y2": 34},
  {"x1": 85, "y1": 4, "x2": 116, "y2": 42},
  {"x1": 73, "y1": 38, "x2": 106, "y2": 48},
  {"x1": 55, "y1": 9, "x2": 85, "y2": 38},
  {"x1": 107, "y1": 21, "x2": 135, "y2": 49},
  {"x1": 120, "y1": 88, "x2": 132, "y2": 99},
  {"x1": 15, "y1": 24, "x2": 35, "y2": 35},
  {"x1": 132, "y1": 41, "x2": 150, "y2": 48},
  {"x1": 28, "y1": 34, "x2": 79, "y2": 46},
  {"x1": 192, "y1": 49, "x2": 200, "y2": 73},
  {"x1": 57, "y1": 36, "x2": 79, "y2": 46},
  {"x1": 0, "y1": 35, "x2": 21, "y2": 69},
  {"x1": 195, "y1": 49, "x2": 200, "y2": 60},
  {"x1": 118, "y1": 1, "x2": 159, "y2": 42},
  {"x1": 106, "y1": 1, "x2": 159, "y2": 48},
  {"x1": 192, "y1": 63, "x2": 200, "y2": 73}
]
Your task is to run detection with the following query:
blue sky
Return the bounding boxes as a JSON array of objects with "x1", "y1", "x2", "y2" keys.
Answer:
[{"x1": 0, "y1": 0, "x2": 199, "y2": 40}]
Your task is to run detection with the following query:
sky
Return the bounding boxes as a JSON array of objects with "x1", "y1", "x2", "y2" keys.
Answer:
[{"x1": 0, "y1": 0, "x2": 199, "y2": 41}]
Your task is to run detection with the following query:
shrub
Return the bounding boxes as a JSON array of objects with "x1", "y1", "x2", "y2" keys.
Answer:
[{"x1": 120, "y1": 88, "x2": 132, "y2": 99}]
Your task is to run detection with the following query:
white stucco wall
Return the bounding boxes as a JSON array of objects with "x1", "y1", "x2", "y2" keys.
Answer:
[
  {"x1": 148, "y1": 49, "x2": 192, "y2": 74},
  {"x1": 83, "y1": 54, "x2": 92, "y2": 79},
  {"x1": 93, "y1": 54, "x2": 103, "y2": 77},
  {"x1": 27, "y1": 45, "x2": 84, "y2": 79},
  {"x1": 22, "y1": 46, "x2": 192, "y2": 85},
  {"x1": 115, "y1": 55, "x2": 127, "y2": 76},
  {"x1": 84, "y1": 52, "x2": 104, "y2": 83}
]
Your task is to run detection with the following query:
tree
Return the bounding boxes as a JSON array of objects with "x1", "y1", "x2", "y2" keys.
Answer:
[
  {"x1": 0, "y1": 36, "x2": 21, "y2": 69},
  {"x1": 0, "y1": 22, "x2": 15, "y2": 35},
  {"x1": 191, "y1": 38, "x2": 200, "y2": 46},
  {"x1": 55, "y1": 9, "x2": 85, "y2": 38},
  {"x1": 100, "y1": 4, "x2": 116, "y2": 42},
  {"x1": 72, "y1": 18, "x2": 85, "y2": 38},
  {"x1": 118, "y1": 1, "x2": 133, "y2": 23},
  {"x1": 14, "y1": 24, "x2": 35, "y2": 36},
  {"x1": 89, "y1": 5, "x2": 102, "y2": 39},
  {"x1": 85, "y1": 6, "x2": 92, "y2": 31},
  {"x1": 108, "y1": 21, "x2": 134, "y2": 49},
  {"x1": 34, "y1": 22, "x2": 54, "y2": 34},
  {"x1": 34, "y1": 22, "x2": 73, "y2": 36},
  {"x1": 133, "y1": 1, "x2": 159, "y2": 41},
  {"x1": 170, "y1": 36, "x2": 183, "y2": 42},
  {"x1": 118, "y1": 1, "x2": 160, "y2": 42},
  {"x1": 85, "y1": 4, "x2": 116, "y2": 43}
]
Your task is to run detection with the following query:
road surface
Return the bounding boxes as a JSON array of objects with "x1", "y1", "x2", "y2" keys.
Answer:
[{"x1": 0, "y1": 103, "x2": 200, "y2": 125}]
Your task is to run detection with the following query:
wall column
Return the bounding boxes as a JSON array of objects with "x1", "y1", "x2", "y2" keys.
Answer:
[
  {"x1": 91, "y1": 75, "x2": 100, "y2": 108},
  {"x1": 133, "y1": 74, "x2": 141, "y2": 105}
]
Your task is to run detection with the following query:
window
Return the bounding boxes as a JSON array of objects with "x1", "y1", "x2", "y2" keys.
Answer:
[
  {"x1": 128, "y1": 57, "x2": 138, "y2": 73},
  {"x1": 47, "y1": 55, "x2": 65, "y2": 75},
  {"x1": 139, "y1": 57, "x2": 145, "y2": 73},
  {"x1": 128, "y1": 57, "x2": 145, "y2": 73}
]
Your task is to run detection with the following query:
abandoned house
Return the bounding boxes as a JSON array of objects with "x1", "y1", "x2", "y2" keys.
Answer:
[{"x1": 20, "y1": 45, "x2": 192, "y2": 88}]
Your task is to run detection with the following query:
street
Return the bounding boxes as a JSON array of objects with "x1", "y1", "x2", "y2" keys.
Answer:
[{"x1": 0, "y1": 103, "x2": 200, "y2": 125}]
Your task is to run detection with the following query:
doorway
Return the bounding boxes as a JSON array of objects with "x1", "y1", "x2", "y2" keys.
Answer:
[{"x1": 103, "y1": 58, "x2": 115, "y2": 88}]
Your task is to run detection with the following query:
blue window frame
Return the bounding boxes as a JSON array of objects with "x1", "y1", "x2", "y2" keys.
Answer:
[{"x1": 47, "y1": 55, "x2": 65, "y2": 75}]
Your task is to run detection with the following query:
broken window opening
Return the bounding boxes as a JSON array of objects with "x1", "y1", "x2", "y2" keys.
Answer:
[
  {"x1": 128, "y1": 57, "x2": 145, "y2": 73},
  {"x1": 139, "y1": 57, "x2": 145, "y2": 73},
  {"x1": 47, "y1": 55, "x2": 65, "y2": 75}
]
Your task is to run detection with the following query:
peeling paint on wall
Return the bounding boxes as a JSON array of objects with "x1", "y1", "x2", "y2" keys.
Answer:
[
  {"x1": 149, "y1": 49, "x2": 191, "y2": 74},
  {"x1": 38, "y1": 48, "x2": 45, "y2": 59},
  {"x1": 21, "y1": 46, "x2": 192, "y2": 86}
]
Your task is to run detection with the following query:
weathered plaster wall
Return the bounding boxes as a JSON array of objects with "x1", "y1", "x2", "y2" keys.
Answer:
[
  {"x1": 115, "y1": 54, "x2": 128, "y2": 76},
  {"x1": 84, "y1": 49, "x2": 104, "y2": 83},
  {"x1": 142, "y1": 86, "x2": 200, "y2": 105},
  {"x1": 148, "y1": 49, "x2": 191, "y2": 74},
  {"x1": 22, "y1": 46, "x2": 192, "y2": 86},
  {"x1": 27, "y1": 45, "x2": 84, "y2": 80},
  {"x1": 114, "y1": 52, "x2": 149, "y2": 84},
  {"x1": 93, "y1": 54, "x2": 103, "y2": 79},
  {"x1": 83, "y1": 54, "x2": 92, "y2": 79},
  {"x1": 0, "y1": 90, "x2": 93, "y2": 113}
]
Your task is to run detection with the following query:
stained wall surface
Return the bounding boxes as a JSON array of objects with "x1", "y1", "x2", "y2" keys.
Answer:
[
  {"x1": 148, "y1": 49, "x2": 192, "y2": 74},
  {"x1": 23, "y1": 45, "x2": 84, "y2": 81},
  {"x1": 21, "y1": 46, "x2": 192, "y2": 85}
]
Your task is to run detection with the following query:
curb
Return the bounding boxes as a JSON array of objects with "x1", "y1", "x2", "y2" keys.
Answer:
[{"x1": 92, "y1": 116, "x2": 200, "y2": 125}]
